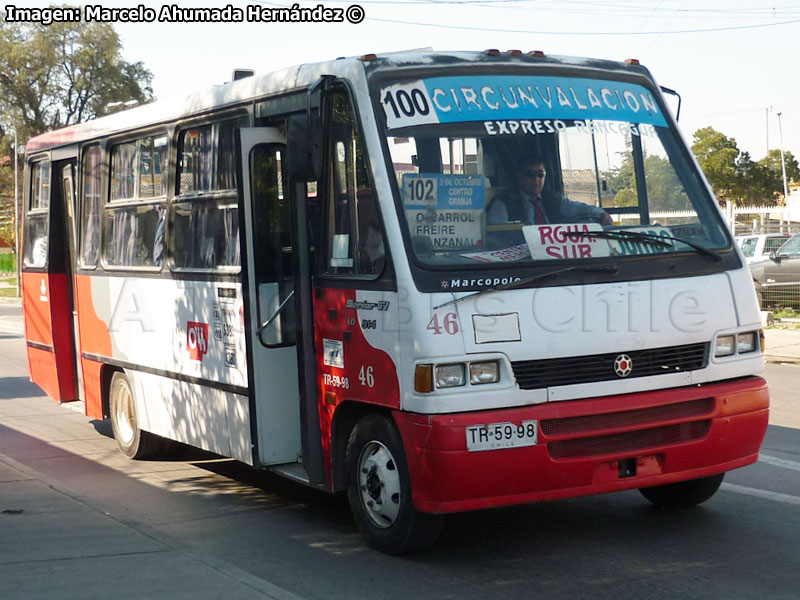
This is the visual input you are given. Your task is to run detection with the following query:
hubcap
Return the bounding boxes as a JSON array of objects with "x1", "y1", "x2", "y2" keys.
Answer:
[
  {"x1": 357, "y1": 441, "x2": 401, "y2": 528},
  {"x1": 114, "y1": 382, "x2": 135, "y2": 444}
]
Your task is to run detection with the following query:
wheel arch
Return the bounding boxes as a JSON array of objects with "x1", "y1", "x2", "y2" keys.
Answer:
[
  {"x1": 100, "y1": 363, "x2": 123, "y2": 419},
  {"x1": 331, "y1": 401, "x2": 394, "y2": 493}
]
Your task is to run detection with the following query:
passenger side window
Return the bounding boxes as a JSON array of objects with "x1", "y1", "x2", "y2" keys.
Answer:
[
  {"x1": 103, "y1": 135, "x2": 167, "y2": 268},
  {"x1": 778, "y1": 236, "x2": 800, "y2": 257},
  {"x1": 322, "y1": 88, "x2": 385, "y2": 278},
  {"x1": 23, "y1": 160, "x2": 51, "y2": 268},
  {"x1": 80, "y1": 145, "x2": 102, "y2": 267},
  {"x1": 173, "y1": 117, "x2": 248, "y2": 270}
]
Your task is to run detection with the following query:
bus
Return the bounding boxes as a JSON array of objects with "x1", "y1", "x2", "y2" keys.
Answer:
[{"x1": 21, "y1": 50, "x2": 769, "y2": 554}]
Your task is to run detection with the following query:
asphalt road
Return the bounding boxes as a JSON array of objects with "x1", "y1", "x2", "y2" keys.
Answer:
[{"x1": 1, "y1": 335, "x2": 798, "y2": 600}]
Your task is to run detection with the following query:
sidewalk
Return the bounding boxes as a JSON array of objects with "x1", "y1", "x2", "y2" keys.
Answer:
[
  {"x1": 0, "y1": 296, "x2": 23, "y2": 337},
  {"x1": 0, "y1": 452, "x2": 297, "y2": 600},
  {"x1": 0, "y1": 371, "x2": 305, "y2": 600},
  {"x1": 761, "y1": 327, "x2": 800, "y2": 362}
]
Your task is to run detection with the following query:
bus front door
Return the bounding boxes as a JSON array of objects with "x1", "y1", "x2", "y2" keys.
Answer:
[{"x1": 239, "y1": 128, "x2": 305, "y2": 470}]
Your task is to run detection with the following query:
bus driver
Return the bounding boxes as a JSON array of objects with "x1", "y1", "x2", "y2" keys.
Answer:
[{"x1": 486, "y1": 155, "x2": 613, "y2": 246}]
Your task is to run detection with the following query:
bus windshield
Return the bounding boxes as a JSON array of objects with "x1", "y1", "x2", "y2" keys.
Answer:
[{"x1": 379, "y1": 74, "x2": 730, "y2": 267}]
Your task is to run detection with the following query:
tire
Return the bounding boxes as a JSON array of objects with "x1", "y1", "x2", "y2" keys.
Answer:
[
  {"x1": 345, "y1": 414, "x2": 443, "y2": 554},
  {"x1": 109, "y1": 371, "x2": 166, "y2": 460},
  {"x1": 639, "y1": 473, "x2": 725, "y2": 508}
]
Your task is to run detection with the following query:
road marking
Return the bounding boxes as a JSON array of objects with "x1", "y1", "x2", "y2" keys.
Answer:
[
  {"x1": 759, "y1": 454, "x2": 800, "y2": 472},
  {"x1": 722, "y1": 483, "x2": 800, "y2": 506}
]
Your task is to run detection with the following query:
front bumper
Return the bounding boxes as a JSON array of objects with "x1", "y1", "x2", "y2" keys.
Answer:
[{"x1": 393, "y1": 376, "x2": 769, "y2": 514}]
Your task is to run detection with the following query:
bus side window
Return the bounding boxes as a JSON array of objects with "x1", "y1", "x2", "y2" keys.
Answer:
[
  {"x1": 23, "y1": 159, "x2": 51, "y2": 269},
  {"x1": 103, "y1": 136, "x2": 166, "y2": 269},
  {"x1": 322, "y1": 88, "x2": 385, "y2": 278},
  {"x1": 173, "y1": 117, "x2": 248, "y2": 271},
  {"x1": 80, "y1": 145, "x2": 102, "y2": 267}
]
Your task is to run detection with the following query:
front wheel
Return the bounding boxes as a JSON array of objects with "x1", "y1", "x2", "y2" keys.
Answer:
[
  {"x1": 346, "y1": 414, "x2": 443, "y2": 554},
  {"x1": 639, "y1": 473, "x2": 725, "y2": 508},
  {"x1": 109, "y1": 371, "x2": 166, "y2": 459}
]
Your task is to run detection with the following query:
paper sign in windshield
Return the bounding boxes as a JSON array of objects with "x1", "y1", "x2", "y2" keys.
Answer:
[
  {"x1": 404, "y1": 173, "x2": 484, "y2": 251},
  {"x1": 522, "y1": 224, "x2": 681, "y2": 260},
  {"x1": 606, "y1": 226, "x2": 678, "y2": 256},
  {"x1": 523, "y1": 224, "x2": 610, "y2": 260}
]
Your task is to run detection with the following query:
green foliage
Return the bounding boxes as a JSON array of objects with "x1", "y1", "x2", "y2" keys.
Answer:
[
  {"x1": 691, "y1": 127, "x2": 740, "y2": 201},
  {"x1": 0, "y1": 19, "x2": 154, "y2": 139},
  {"x1": 0, "y1": 18, "x2": 155, "y2": 257},
  {"x1": 0, "y1": 149, "x2": 16, "y2": 257},
  {"x1": 604, "y1": 151, "x2": 687, "y2": 212},
  {"x1": 691, "y1": 127, "x2": 798, "y2": 206},
  {"x1": 0, "y1": 253, "x2": 14, "y2": 273}
]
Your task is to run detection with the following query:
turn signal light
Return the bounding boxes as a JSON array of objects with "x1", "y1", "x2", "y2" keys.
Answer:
[{"x1": 414, "y1": 364, "x2": 433, "y2": 393}]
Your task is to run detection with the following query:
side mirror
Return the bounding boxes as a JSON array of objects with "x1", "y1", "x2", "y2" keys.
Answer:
[
  {"x1": 286, "y1": 75, "x2": 332, "y2": 181},
  {"x1": 770, "y1": 250, "x2": 782, "y2": 263},
  {"x1": 660, "y1": 85, "x2": 682, "y2": 121}
]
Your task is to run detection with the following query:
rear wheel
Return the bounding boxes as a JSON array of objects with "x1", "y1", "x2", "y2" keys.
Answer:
[
  {"x1": 639, "y1": 473, "x2": 725, "y2": 508},
  {"x1": 346, "y1": 414, "x2": 443, "y2": 554},
  {"x1": 109, "y1": 371, "x2": 167, "y2": 459}
]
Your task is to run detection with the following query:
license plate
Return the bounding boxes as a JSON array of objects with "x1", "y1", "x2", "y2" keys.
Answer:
[{"x1": 465, "y1": 420, "x2": 538, "y2": 452}]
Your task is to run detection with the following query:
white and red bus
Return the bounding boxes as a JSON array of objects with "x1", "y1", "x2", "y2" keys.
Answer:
[{"x1": 21, "y1": 50, "x2": 769, "y2": 554}]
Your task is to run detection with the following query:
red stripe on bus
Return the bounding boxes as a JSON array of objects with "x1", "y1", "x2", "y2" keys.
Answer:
[{"x1": 313, "y1": 287, "x2": 401, "y2": 487}]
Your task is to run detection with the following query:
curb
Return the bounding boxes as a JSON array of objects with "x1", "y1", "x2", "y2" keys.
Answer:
[{"x1": 765, "y1": 356, "x2": 800, "y2": 365}]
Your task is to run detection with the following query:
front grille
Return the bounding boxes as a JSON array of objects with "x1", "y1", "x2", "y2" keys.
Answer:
[
  {"x1": 547, "y1": 421, "x2": 711, "y2": 459},
  {"x1": 511, "y1": 342, "x2": 709, "y2": 389},
  {"x1": 540, "y1": 398, "x2": 714, "y2": 436}
]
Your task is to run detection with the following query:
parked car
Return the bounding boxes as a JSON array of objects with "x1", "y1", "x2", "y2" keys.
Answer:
[
  {"x1": 749, "y1": 234, "x2": 800, "y2": 308},
  {"x1": 737, "y1": 232, "x2": 792, "y2": 264}
]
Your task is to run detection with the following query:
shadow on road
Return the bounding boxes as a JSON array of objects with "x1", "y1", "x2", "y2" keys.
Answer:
[{"x1": 0, "y1": 376, "x2": 40, "y2": 400}]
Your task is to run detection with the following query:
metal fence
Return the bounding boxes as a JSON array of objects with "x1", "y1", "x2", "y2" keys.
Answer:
[{"x1": 724, "y1": 204, "x2": 800, "y2": 311}]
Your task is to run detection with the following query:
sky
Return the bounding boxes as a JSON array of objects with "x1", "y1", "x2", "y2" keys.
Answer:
[{"x1": 16, "y1": 1, "x2": 800, "y2": 161}]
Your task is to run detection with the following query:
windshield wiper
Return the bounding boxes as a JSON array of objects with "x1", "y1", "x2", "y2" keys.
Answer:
[
  {"x1": 565, "y1": 229, "x2": 722, "y2": 262},
  {"x1": 433, "y1": 263, "x2": 620, "y2": 310}
]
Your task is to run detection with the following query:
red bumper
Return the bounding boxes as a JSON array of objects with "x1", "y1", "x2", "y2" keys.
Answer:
[{"x1": 393, "y1": 377, "x2": 769, "y2": 514}]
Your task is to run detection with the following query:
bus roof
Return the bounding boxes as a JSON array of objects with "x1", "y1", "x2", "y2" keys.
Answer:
[{"x1": 25, "y1": 50, "x2": 649, "y2": 154}]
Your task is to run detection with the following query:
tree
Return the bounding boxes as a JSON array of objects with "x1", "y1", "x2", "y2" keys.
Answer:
[
  {"x1": 757, "y1": 149, "x2": 800, "y2": 202},
  {"x1": 604, "y1": 151, "x2": 687, "y2": 211},
  {"x1": 0, "y1": 20, "x2": 154, "y2": 140},
  {"x1": 0, "y1": 19, "x2": 154, "y2": 273},
  {"x1": 0, "y1": 139, "x2": 18, "y2": 268},
  {"x1": 732, "y1": 151, "x2": 771, "y2": 206},
  {"x1": 691, "y1": 127, "x2": 741, "y2": 202}
]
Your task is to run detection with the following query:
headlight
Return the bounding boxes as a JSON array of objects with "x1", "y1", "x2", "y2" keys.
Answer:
[
  {"x1": 436, "y1": 363, "x2": 466, "y2": 388},
  {"x1": 714, "y1": 335, "x2": 735, "y2": 357},
  {"x1": 715, "y1": 331, "x2": 762, "y2": 357},
  {"x1": 470, "y1": 361, "x2": 500, "y2": 385},
  {"x1": 737, "y1": 332, "x2": 757, "y2": 354}
]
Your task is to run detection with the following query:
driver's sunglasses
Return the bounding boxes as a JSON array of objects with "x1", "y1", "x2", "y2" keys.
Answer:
[{"x1": 520, "y1": 170, "x2": 546, "y2": 179}]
